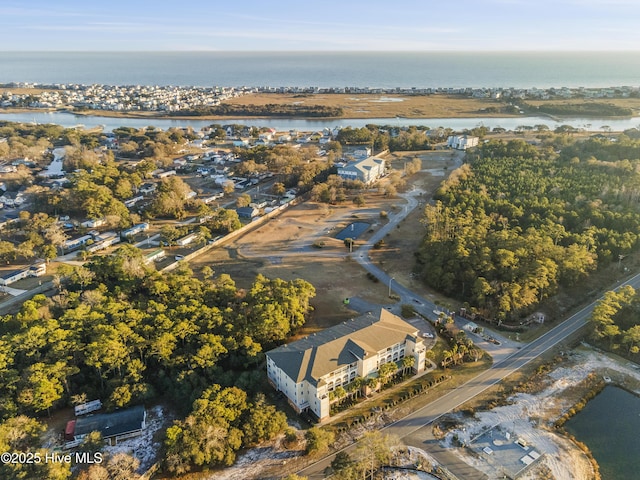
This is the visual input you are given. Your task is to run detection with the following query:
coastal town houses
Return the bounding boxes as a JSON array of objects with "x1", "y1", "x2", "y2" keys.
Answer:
[
  {"x1": 447, "y1": 135, "x2": 479, "y2": 150},
  {"x1": 337, "y1": 156, "x2": 386, "y2": 185},
  {"x1": 266, "y1": 309, "x2": 426, "y2": 420}
]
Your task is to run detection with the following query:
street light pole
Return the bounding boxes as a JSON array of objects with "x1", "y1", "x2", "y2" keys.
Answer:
[{"x1": 388, "y1": 277, "x2": 395, "y2": 298}]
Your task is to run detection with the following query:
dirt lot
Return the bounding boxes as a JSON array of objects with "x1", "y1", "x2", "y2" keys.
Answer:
[
  {"x1": 190, "y1": 198, "x2": 400, "y2": 333},
  {"x1": 188, "y1": 150, "x2": 459, "y2": 334}
]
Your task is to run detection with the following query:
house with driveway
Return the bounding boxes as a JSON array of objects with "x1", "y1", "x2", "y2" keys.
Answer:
[
  {"x1": 266, "y1": 309, "x2": 426, "y2": 420},
  {"x1": 447, "y1": 135, "x2": 479, "y2": 150},
  {"x1": 337, "y1": 156, "x2": 386, "y2": 185}
]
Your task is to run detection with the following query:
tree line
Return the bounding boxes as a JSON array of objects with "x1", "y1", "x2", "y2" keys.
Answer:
[
  {"x1": 418, "y1": 137, "x2": 640, "y2": 321},
  {"x1": 336, "y1": 125, "x2": 450, "y2": 152},
  {"x1": 0, "y1": 246, "x2": 315, "y2": 475},
  {"x1": 524, "y1": 102, "x2": 634, "y2": 117},
  {"x1": 170, "y1": 104, "x2": 344, "y2": 117},
  {"x1": 590, "y1": 285, "x2": 640, "y2": 356}
]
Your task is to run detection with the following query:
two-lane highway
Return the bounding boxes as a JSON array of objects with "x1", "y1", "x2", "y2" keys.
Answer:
[{"x1": 298, "y1": 266, "x2": 640, "y2": 478}]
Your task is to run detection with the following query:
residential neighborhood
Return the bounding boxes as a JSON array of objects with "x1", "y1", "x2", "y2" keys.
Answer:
[
  {"x1": 1, "y1": 83, "x2": 255, "y2": 112},
  {"x1": 0, "y1": 82, "x2": 639, "y2": 480}
]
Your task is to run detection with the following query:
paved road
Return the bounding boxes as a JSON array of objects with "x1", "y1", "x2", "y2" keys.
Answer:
[
  {"x1": 179, "y1": 160, "x2": 638, "y2": 477},
  {"x1": 298, "y1": 270, "x2": 640, "y2": 478}
]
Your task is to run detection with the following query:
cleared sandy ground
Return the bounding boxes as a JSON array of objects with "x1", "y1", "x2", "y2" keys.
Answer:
[
  {"x1": 437, "y1": 346, "x2": 640, "y2": 480},
  {"x1": 190, "y1": 196, "x2": 401, "y2": 332}
]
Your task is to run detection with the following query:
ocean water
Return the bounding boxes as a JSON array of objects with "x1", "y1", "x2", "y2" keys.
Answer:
[{"x1": 1, "y1": 51, "x2": 640, "y2": 89}]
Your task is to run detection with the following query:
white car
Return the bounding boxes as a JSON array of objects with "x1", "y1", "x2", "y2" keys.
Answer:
[{"x1": 422, "y1": 332, "x2": 434, "y2": 338}]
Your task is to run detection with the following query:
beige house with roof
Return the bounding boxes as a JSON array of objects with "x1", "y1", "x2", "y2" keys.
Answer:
[
  {"x1": 337, "y1": 156, "x2": 385, "y2": 184},
  {"x1": 266, "y1": 309, "x2": 426, "y2": 420}
]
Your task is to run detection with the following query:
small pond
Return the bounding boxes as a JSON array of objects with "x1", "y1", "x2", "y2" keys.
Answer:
[{"x1": 564, "y1": 385, "x2": 640, "y2": 480}]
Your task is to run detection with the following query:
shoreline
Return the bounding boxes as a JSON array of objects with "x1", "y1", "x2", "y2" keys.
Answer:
[
  {"x1": 1, "y1": 106, "x2": 636, "y2": 123},
  {"x1": 0, "y1": 106, "x2": 521, "y2": 121}
]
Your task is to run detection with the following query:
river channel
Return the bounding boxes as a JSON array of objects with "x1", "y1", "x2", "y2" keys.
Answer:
[{"x1": 1, "y1": 111, "x2": 640, "y2": 133}]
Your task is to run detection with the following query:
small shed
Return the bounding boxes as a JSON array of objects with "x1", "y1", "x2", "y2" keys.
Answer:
[{"x1": 64, "y1": 420, "x2": 76, "y2": 441}]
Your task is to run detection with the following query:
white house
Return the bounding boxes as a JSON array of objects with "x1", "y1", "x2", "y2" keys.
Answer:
[
  {"x1": 63, "y1": 234, "x2": 93, "y2": 252},
  {"x1": 138, "y1": 183, "x2": 157, "y2": 195},
  {"x1": 266, "y1": 309, "x2": 426, "y2": 420},
  {"x1": 144, "y1": 249, "x2": 166, "y2": 264},
  {"x1": 176, "y1": 232, "x2": 198, "y2": 246},
  {"x1": 124, "y1": 195, "x2": 144, "y2": 208},
  {"x1": 353, "y1": 147, "x2": 372, "y2": 159},
  {"x1": 80, "y1": 218, "x2": 106, "y2": 229},
  {"x1": 447, "y1": 135, "x2": 479, "y2": 150},
  {"x1": 121, "y1": 223, "x2": 150, "y2": 239},
  {"x1": 337, "y1": 156, "x2": 385, "y2": 185},
  {"x1": 156, "y1": 169, "x2": 177, "y2": 179},
  {"x1": 0, "y1": 268, "x2": 30, "y2": 287}
]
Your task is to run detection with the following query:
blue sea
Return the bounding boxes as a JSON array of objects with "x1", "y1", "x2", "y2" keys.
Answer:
[{"x1": 1, "y1": 51, "x2": 640, "y2": 89}]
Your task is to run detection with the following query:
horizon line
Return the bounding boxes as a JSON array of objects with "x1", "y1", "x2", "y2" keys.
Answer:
[{"x1": 2, "y1": 49, "x2": 640, "y2": 53}]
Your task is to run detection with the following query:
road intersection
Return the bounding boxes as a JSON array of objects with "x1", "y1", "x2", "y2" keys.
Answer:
[{"x1": 297, "y1": 185, "x2": 640, "y2": 478}]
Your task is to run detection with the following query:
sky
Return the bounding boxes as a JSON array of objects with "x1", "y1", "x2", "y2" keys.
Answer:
[{"x1": 1, "y1": 0, "x2": 639, "y2": 51}]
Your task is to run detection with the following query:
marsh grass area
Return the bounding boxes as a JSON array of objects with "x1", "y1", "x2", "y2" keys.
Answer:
[
  {"x1": 7, "y1": 91, "x2": 640, "y2": 120},
  {"x1": 221, "y1": 93, "x2": 516, "y2": 119},
  {"x1": 222, "y1": 94, "x2": 640, "y2": 119}
]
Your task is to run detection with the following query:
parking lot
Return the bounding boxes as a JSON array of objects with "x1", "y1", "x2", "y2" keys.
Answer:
[{"x1": 468, "y1": 424, "x2": 544, "y2": 479}]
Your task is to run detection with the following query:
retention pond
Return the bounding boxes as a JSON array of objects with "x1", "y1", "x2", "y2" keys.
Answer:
[{"x1": 564, "y1": 385, "x2": 640, "y2": 480}]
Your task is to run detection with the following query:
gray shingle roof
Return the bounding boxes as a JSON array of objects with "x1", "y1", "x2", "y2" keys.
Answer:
[
  {"x1": 267, "y1": 309, "x2": 418, "y2": 385},
  {"x1": 74, "y1": 405, "x2": 145, "y2": 439}
]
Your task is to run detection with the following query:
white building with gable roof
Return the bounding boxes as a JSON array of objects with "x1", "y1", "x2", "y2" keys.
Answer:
[{"x1": 266, "y1": 309, "x2": 426, "y2": 420}]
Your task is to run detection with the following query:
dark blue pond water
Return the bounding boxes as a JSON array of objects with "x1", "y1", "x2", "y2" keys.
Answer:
[{"x1": 564, "y1": 385, "x2": 640, "y2": 480}]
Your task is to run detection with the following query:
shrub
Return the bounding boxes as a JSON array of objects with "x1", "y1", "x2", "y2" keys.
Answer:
[{"x1": 401, "y1": 304, "x2": 415, "y2": 318}]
